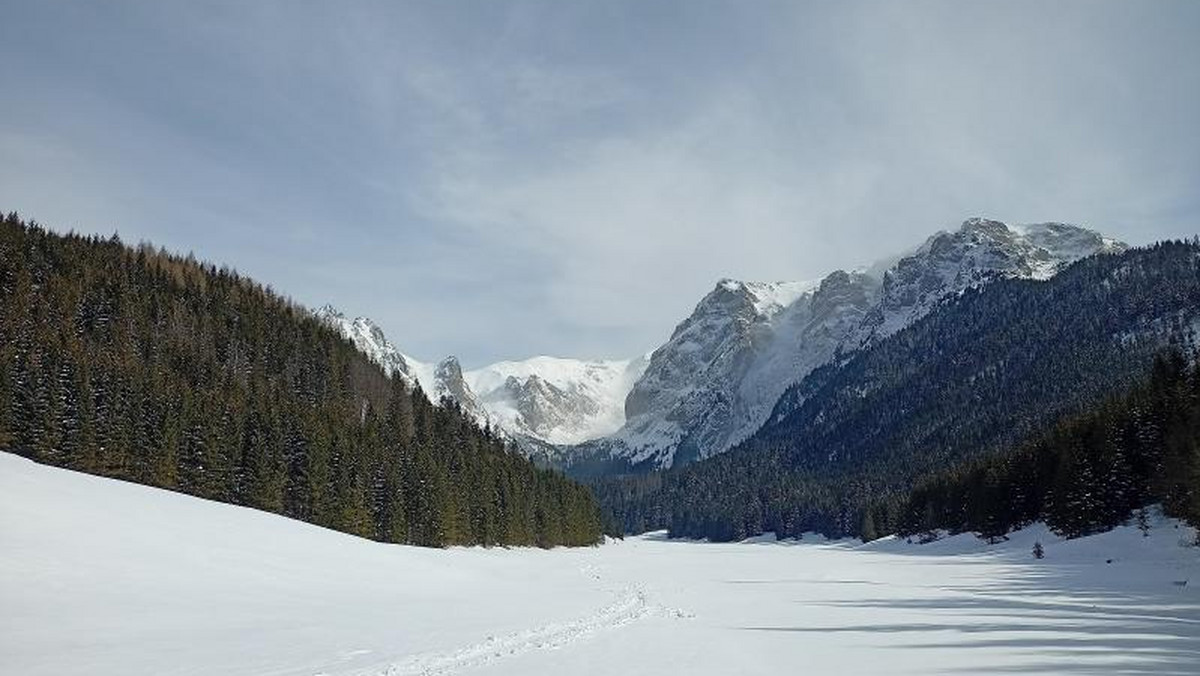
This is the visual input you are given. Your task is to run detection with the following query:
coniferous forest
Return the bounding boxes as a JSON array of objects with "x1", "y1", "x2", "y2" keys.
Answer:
[
  {"x1": 0, "y1": 214, "x2": 603, "y2": 547},
  {"x1": 594, "y1": 241, "x2": 1200, "y2": 543},
  {"x1": 898, "y1": 350, "x2": 1200, "y2": 542}
]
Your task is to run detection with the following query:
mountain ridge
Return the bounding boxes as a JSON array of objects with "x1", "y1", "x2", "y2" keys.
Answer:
[
  {"x1": 594, "y1": 239, "x2": 1200, "y2": 540},
  {"x1": 320, "y1": 218, "x2": 1125, "y2": 472},
  {"x1": 316, "y1": 307, "x2": 649, "y2": 447},
  {"x1": 569, "y1": 218, "x2": 1125, "y2": 472}
]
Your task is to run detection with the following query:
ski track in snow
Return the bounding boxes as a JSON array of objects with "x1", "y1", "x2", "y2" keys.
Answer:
[{"x1": 376, "y1": 581, "x2": 662, "y2": 676}]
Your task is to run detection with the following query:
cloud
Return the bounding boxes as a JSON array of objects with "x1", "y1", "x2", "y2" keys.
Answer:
[
  {"x1": 418, "y1": 89, "x2": 882, "y2": 341},
  {"x1": 1, "y1": 1, "x2": 1197, "y2": 365},
  {"x1": 403, "y1": 1, "x2": 1200, "y2": 360}
]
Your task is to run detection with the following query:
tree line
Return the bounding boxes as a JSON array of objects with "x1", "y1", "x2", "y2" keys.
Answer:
[{"x1": 0, "y1": 213, "x2": 603, "y2": 547}]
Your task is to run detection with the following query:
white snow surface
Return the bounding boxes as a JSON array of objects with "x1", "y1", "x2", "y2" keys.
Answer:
[
  {"x1": 719, "y1": 278, "x2": 821, "y2": 315},
  {"x1": 3, "y1": 452, "x2": 1198, "y2": 676}
]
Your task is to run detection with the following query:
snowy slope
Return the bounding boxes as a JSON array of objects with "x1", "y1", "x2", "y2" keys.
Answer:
[
  {"x1": 593, "y1": 218, "x2": 1125, "y2": 468},
  {"x1": 3, "y1": 452, "x2": 1196, "y2": 676},
  {"x1": 316, "y1": 306, "x2": 647, "y2": 445}
]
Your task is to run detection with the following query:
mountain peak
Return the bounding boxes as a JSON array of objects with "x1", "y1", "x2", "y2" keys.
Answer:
[
  {"x1": 318, "y1": 216, "x2": 1126, "y2": 471},
  {"x1": 316, "y1": 303, "x2": 345, "y2": 320},
  {"x1": 702, "y1": 278, "x2": 819, "y2": 321},
  {"x1": 959, "y1": 216, "x2": 1010, "y2": 237},
  {"x1": 851, "y1": 218, "x2": 1125, "y2": 345},
  {"x1": 603, "y1": 216, "x2": 1125, "y2": 469},
  {"x1": 435, "y1": 355, "x2": 464, "y2": 380}
]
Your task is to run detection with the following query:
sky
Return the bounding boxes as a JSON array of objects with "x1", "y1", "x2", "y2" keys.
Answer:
[{"x1": 2, "y1": 1, "x2": 1198, "y2": 366}]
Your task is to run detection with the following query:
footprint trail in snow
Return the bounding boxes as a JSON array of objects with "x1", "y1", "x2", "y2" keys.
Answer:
[{"x1": 377, "y1": 577, "x2": 682, "y2": 676}]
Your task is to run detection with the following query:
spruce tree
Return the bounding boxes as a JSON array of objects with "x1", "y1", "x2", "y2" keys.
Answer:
[{"x1": 1136, "y1": 508, "x2": 1151, "y2": 537}]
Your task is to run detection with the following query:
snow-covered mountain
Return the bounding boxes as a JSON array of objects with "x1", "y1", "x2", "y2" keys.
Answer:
[
  {"x1": 319, "y1": 218, "x2": 1124, "y2": 471},
  {"x1": 842, "y1": 219, "x2": 1126, "y2": 348},
  {"x1": 317, "y1": 305, "x2": 425, "y2": 389},
  {"x1": 586, "y1": 218, "x2": 1126, "y2": 469},
  {"x1": 466, "y1": 356, "x2": 649, "y2": 445},
  {"x1": 316, "y1": 306, "x2": 647, "y2": 446},
  {"x1": 601, "y1": 273, "x2": 880, "y2": 467}
]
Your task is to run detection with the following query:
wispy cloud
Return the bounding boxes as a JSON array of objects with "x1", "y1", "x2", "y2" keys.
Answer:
[{"x1": 2, "y1": 1, "x2": 1197, "y2": 364}]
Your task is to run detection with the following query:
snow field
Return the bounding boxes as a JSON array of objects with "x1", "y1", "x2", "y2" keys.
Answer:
[{"x1": 2, "y1": 452, "x2": 1197, "y2": 676}]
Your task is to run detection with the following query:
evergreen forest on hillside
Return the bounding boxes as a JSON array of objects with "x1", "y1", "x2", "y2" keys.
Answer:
[
  {"x1": 594, "y1": 241, "x2": 1200, "y2": 542},
  {"x1": 898, "y1": 349, "x2": 1200, "y2": 542},
  {"x1": 0, "y1": 214, "x2": 603, "y2": 548}
]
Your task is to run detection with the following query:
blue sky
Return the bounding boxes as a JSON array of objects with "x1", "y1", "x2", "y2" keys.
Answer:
[{"x1": 3, "y1": 1, "x2": 1198, "y2": 366}]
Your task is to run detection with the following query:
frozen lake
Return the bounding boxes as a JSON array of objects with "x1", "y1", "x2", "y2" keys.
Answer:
[{"x1": 2, "y1": 452, "x2": 1197, "y2": 675}]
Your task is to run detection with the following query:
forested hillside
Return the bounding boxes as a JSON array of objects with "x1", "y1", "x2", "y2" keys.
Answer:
[
  {"x1": 898, "y1": 350, "x2": 1200, "y2": 542},
  {"x1": 0, "y1": 214, "x2": 603, "y2": 547},
  {"x1": 595, "y1": 240, "x2": 1200, "y2": 541}
]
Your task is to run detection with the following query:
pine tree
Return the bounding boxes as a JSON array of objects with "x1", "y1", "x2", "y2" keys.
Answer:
[
  {"x1": 1136, "y1": 508, "x2": 1151, "y2": 537},
  {"x1": 860, "y1": 510, "x2": 878, "y2": 543}
]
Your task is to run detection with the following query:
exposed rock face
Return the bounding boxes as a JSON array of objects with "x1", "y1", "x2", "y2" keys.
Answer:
[
  {"x1": 596, "y1": 219, "x2": 1125, "y2": 469},
  {"x1": 315, "y1": 306, "x2": 422, "y2": 388},
  {"x1": 430, "y1": 356, "x2": 491, "y2": 424},
  {"x1": 842, "y1": 219, "x2": 1126, "y2": 349},
  {"x1": 611, "y1": 275, "x2": 879, "y2": 467}
]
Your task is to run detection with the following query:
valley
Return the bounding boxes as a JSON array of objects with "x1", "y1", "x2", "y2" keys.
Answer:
[{"x1": 3, "y1": 4, "x2": 1198, "y2": 675}]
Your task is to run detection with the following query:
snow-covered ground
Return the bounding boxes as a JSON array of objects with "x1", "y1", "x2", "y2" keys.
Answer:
[{"x1": 2, "y1": 452, "x2": 1197, "y2": 676}]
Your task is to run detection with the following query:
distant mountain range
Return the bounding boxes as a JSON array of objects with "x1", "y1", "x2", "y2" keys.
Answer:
[
  {"x1": 316, "y1": 307, "x2": 647, "y2": 446},
  {"x1": 321, "y1": 218, "x2": 1124, "y2": 473}
]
